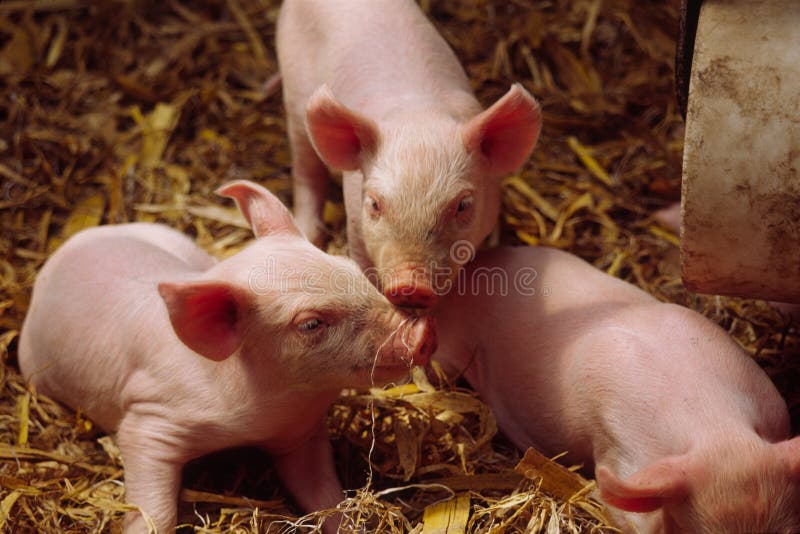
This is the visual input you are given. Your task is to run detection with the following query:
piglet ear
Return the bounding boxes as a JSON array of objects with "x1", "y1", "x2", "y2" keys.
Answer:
[
  {"x1": 158, "y1": 281, "x2": 248, "y2": 361},
  {"x1": 596, "y1": 459, "x2": 689, "y2": 513},
  {"x1": 216, "y1": 180, "x2": 303, "y2": 238},
  {"x1": 461, "y1": 83, "x2": 542, "y2": 176},
  {"x1": 305, "y1": 84, "x2": 380, "y2": 171}
]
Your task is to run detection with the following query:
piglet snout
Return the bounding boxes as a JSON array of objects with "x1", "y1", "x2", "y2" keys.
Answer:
[
  {"x1": 384, "y1": 284, "x2": 438, "y2": 308},
  {"x1": 379, "y1": 315, "x2": 437, "y2": 368},
  {"x1": 406, "y1": 315, "x2": 437, "y2": 365},
  {"x1": 383, "y1": 268, "x2": 439, "y2": 308}
]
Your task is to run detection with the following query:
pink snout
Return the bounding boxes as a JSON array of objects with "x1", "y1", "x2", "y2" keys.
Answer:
[
  {"x1": 383, "y1": 269, "x2": 439, "y2": 308},
  {"x1": 384, "y1": 284, "x2": 438, "y2": 308},
  {"x1": 378, "y1": 315, "x2": 437, "y2": 368}
]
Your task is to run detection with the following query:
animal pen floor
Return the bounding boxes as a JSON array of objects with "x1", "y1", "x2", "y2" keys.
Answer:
[{"x1": 1, "y1": 0, "x2": 799, "y2": 532}]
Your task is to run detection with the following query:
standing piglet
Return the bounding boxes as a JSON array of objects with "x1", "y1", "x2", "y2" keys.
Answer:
[
  {"x1": 433, "y1": 246, "x2": 800, "y2": 532},
  {"x1": 19, "y1": 180, "x2": 435, "y2": 533},
  {"x1": 277, "y1": 0, "x2": 542, "y2": 308}
]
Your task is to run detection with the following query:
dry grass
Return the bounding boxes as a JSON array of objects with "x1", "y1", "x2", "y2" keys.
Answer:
[{"x1": 2, "y1": 0, "x2": 799, "y2": 532}]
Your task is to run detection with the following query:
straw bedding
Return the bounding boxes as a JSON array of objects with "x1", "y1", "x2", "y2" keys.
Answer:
[{"x1": 1, "y1": 0, "x2": 798, "y2": 532}]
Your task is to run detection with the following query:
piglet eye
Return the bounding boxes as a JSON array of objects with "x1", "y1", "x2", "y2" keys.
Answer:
[
  {"x1": 457, "y1": 196, "x2": 473, "y2": 213},
  {"x1": 366, "y1": 194, "x2": 382, "y2": 219},
  {"x1": 299, "y1": 318, "x2": 323, "y2": 332},
  {"x1": 294, "y1": 312, "x2": 327, "y2": 334}
]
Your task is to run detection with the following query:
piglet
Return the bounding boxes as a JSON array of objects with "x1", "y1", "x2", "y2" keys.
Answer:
[
  {"x1": 277, "y1": 0, "x2": 542, "y2": 308},
  {"x1": 432, "y1": 246, "x2": 800, "y2": 532},
  {"x1": 18, "y1": 180, "x2": 436, "y2": 533}
]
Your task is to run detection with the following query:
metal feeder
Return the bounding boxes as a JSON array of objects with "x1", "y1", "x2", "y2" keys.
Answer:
[{"x1": 678, "y1": 0, "x2": 800, "y2": 302}]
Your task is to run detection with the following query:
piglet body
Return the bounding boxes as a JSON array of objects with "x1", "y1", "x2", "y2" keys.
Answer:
[
  {"x1": 19, "y1": 181, "x2": 435, "y2": 533},
  {"x1": 277, "y1": 0, "x2": 542, "y2": 308},
  {"x1": 433, "y1": 246, "x2": 800, "y2": 532}
]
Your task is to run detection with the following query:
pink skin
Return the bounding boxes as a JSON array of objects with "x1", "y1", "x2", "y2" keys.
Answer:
[
  {"x1": 277, "y1": 0, "x2": 542, "y2": 308},
  {"x1": 18, "y1": 180, "x2": 435, "y2": 534},
  {"x1": 654, "y1": 202, "x2": 681, "y2": 232},
  {"x1": 432, "y1": 246, "x2": 800, "y2": 533}
]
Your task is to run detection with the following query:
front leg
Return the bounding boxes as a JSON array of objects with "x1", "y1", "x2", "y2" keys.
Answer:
[
  {"x1": 342, "y1": 170, "x2": 371, "y2": 271},
  {"x1": 288, "y1": 113, "x2": 331, "y2": 248},
  {"x1": 271, "y1": 421, "x2": 343, "y2": 534},
  {"x1": 116, "y1": 415, "x2": 186, "y2": 533}
]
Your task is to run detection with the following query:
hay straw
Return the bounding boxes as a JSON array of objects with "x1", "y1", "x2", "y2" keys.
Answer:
[{"x1": 2, "y1": 0, "x2": 799, "y2": 532}]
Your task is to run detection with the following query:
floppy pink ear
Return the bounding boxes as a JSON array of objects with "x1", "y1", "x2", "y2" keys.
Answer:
[
  {"x1": 461, "y1": 83, "x2": 542, "y2": 176},
  {"x1": 216, "y1": 180, "x2": 302, "y2": 238},
  {"x1": 158, "y1": 281, "x2": 249, "y2": 361},
  {"x1": 304, "y1": 84, "x2": 380, "y2": 171},
  {"x1": 596, "y1": 459, "x2": 689, "y2": 513}
]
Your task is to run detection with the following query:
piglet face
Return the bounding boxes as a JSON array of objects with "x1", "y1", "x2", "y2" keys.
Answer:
[
  {"x1": 241, "y1": 243, "x2": 437, "y2": 387},
  {"x1": 358, "y1": 123, "x2": 488, "y2": 310},
  {"x1": 305, "y1": 84, "x2": 541, "y2": 309},
  {"x1": 161, "y1": 180, "x2": 436, "y2": 389}
]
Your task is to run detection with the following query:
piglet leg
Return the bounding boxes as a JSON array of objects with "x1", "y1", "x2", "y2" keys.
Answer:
[
  {"x1": 288, "y1": 115, "x2": 330, "y2": 248},
  {"x1": 271, "y1": 421, "x2": 343, "y2": 534},
  {"x1": 117, "y1": 416, "x2": 185, "y2": 533},
  {"x1": 342, "y1": 171, "x2": 371, "y2": 270}
]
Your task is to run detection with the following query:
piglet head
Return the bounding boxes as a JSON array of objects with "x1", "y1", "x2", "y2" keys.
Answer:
[
  {"x1": 597, "y1": 437, "x2": 800, "y2": 533},
  {"x1": 230, "y1": 243, "x2": 437, "y2": 388},
  {"x1": 305, "y1": 84, "x2": 541, "y2": 309},
  {"x1": 159, "y1": 180, "x2": 436, "y2": 388}
]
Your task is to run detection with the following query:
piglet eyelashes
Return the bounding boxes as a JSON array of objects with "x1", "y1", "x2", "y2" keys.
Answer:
[{"x1": 298, "y1": 317, "x2": 324, "y2": 332}]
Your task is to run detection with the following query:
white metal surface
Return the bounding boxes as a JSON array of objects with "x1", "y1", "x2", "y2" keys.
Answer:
[{"x1": 681, "y1": 0, "x2": 800, "y2": 301}]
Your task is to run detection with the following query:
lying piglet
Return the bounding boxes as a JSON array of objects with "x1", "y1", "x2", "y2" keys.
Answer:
[
  {"x1": 19, "y1": 180, "x2": 435, "y2": 533},
  {"x1": 432, "y1": 246, "x2": 800, "y2": 532},
  {"x1": 277, "y1": 0, "x2": 542, "y2": 308}
]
